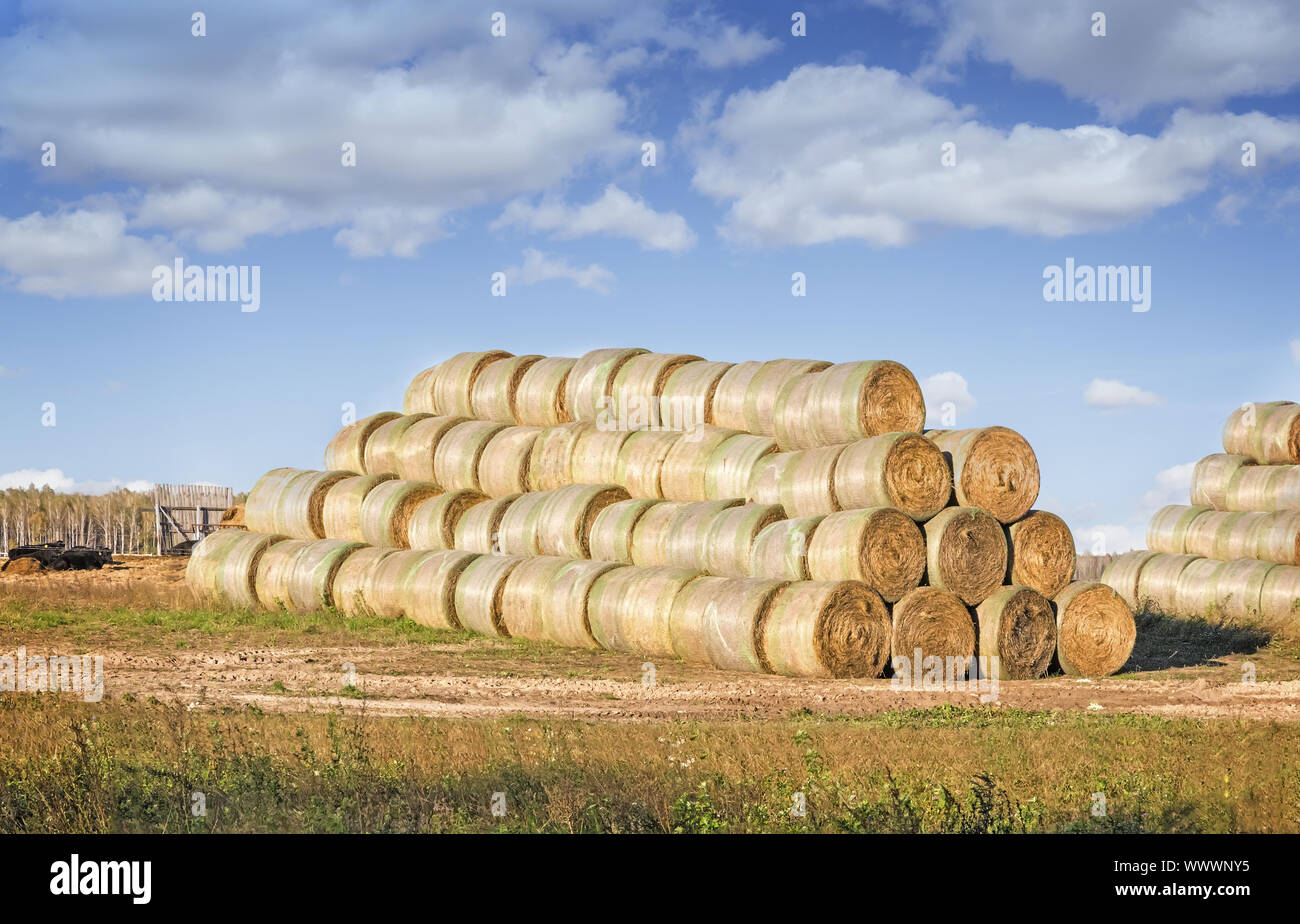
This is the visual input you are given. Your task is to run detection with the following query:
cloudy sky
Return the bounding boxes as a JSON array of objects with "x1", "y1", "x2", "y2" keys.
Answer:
[{"x1": 2, "y1": 0, "x2": 1299, "y2": 552}]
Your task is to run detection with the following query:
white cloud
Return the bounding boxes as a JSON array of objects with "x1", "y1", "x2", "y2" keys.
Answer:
[
  {"x1": 920, "y1": 371, "x2": 976, "y2": 426},
  {"x1": 1073, "y1": 523, "x2": 1141, "y2": 555},
  {"x1": 1214, "y1": 193, "x2": 1248, "y2": 225},
  {"x1": 0, "y1": 468, "x2": 153, "y2": 494},
  {"x1": 493, "y1": 185, "x2": 697, "y2": 254},
  {"x1": 504, "y1": 248, "x2": 614, "y2": 294},
  {"x1": 0, "y1": 208, "x2": 173, "y2": 297},
  {"x1": 1138, "y1": 462, "x2": 1196, "y2": 510},
  {"x1": 1084, "y1": 378, "x2": 1162, "y2": 409}
]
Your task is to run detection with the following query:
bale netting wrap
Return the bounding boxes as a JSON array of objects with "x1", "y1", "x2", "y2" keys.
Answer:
[
  {"x1": 1005, "y1": 510, "x2": 1077, "y2": 599},
  {"x1": 453, "y1": 494, "x2": 520, "y2": 554},
  {"x1": 925, "y1": 427, "x2": 1040, "y2": 524},
  {"x1": 476, "y1": 425, "x2": 544, "y2": 497},
  {"x1": 616, "y1": 429, "x2": 682, "y2": 498},
  {"x1": 1222, "y1": 401, "x2": 1300, "y2": 464},
  {"x1": 832, "y1": 431, "x2": 952, "y2": 522},
  {"x1": 668, "y1": 576, "x2": 788, "y2": 671},
  {"x1": 541, "y1": 559, "x2": 625, "y2": 648},
  {"x1": 528, "y1": 421, "x2": 587, "y2": 491},
  {"x1": 775, "y1": 360, "x2": 926, "y2": 450},
  {"x1": 1258, "y1": 511, "x2": 1300, "y2": 565},
  {"x1": 749, "y1": 516, "x2": 824, "y2": 580},
  {"x1": 1100, "y1": 550, "x2": 1159, "y2": 612},
  {"x1": 403, "y1": 550, "x2": 478, "y2": 629},
  {"x1": 1180, "y1": 510, "x2": 1238, "y2": 559},
  {"x1": 455, "y1": 554, "x2": 526, "y2": 637},
  {"x1": 1213, "y1": 558, "x2": 1278, "y2": 623},
  {"x1": 570, "y1": 425, "x2": 632, "y2": 485},
  {"x1": 433, "y1": 420, "x2": 508, "y2": 492},
  {"x1": 639, "y1": 499, "x2": 743, "y2": 569},
  {"x1": 1190, "y1": 453, "x2": 1255, "y2": 509},
  {"x1": 587, "y1": 565, "x2": 701, "y2": 657},
  {"x1": 588, "y1": 498, "x2": 662, "y2": 564},
  {"x1": 358, "y1": 479, "x2": 442, "y2": 548},
  {"x1": 470, "y1": 354, "x2": 543, "y2": 424},
  {"x1": 324, "y1": 412, "x2": 401, "y2": 473},
  {"x1": 330, "y1": 547, "x2": 398, "y2": 618},
  {"x1": 500, "y1": 556, "x2": 570, "y2": 641},
  {"x1": 406, "y1": 489, "x2": 488, "y2": 551},
  {"x1": 431, "y1": 350, "x2": 513, "y2": 417},
  {"x1": 1052, "y1": 582, "x2": 1136, "y2": 677},
  {"x1": 889, "y1": 586, "x2": 977, "y2": 673},
  {"x1": 1134, "y1": 553, "x2": 1200, "y2": 616},
  {"x1": 807, "y1": 507, "x2": 926, "y2": 604},
  {"x1": 744, "y1": 358, "x2": 831, "y2": 438},
  {"x1": 272, "y1": 469, "x2": 355, "y2": 540},
  {"x1": 701, "y1": 503, "x2": 785, "y2": 578},
  {"x1": 1224, "y1": 465, "x2": 1293, "y2": 512},
  {"x1": 534, "y1": 483, "x2": 630, "y2": 559},
  {"x1": 403, "y1": 365, "x2": 441, "y2": 414},
  {"x1": 710, "y1": 360, "x2": 763, "y2": 431},
  {"x1": 706, "y1": 433, "x2": 779, "y2": 501},
  {"x1": 322, "y1": 474, "x2": 398, "y2": 542},
  {"x1": 763, "y1": 581, "x2": 891, "y2": 678},
  {"x1": 514, "y1": 356, "x2": 577, "y2": 427},
  {"x1": 974, "y1": 586, "x2": 1056, "y2": 680},
  {"x1": 922, "y1": 506, "x2": 1008, "y2": 606},
  {"x1": 363, "y1": 414, "x2": 432, "y2": 476},
  {"x1": 187, "y1": 530, "x2": 287, "y2": 609},
  {"x1": 775, "y1": 445, "x2": 847, "y2": 517},
  {"x1": 1146, "y1": 505, "x2": 1212, "y2": 555},
  {"x1": 281, "y1": 539, "x2": 364, "y2": 613},
  {"x1": 658, "y1": 425, "x2": 741, "y2": 502},
  {"x1": 254, "y1": 539, "x2": 310, "y2": 610},
  {"x1": 608, "y1": 352, "x2": 704, "y2": 425},
  {"x1": 1172, "y1": 558, "x2": 1224, "y2": 619},
  {"x1": 565, "y1": 347, "x2": 647, "y2": 422},
  {"x1": 362, "y1": 549, "x2": 438, "y2": 620},
  {"x1": 393, "y1": 415, "x2": 468, "y2": 482},
  {"x1": 1258, "y1": 564, "x2": 1300, "y2": 625},
  {"x1": 660, "y1": 361, "x2": 734, "y2": 427},
  {"x1": 1214, "y1": 511, "x2": 1272, "y2": 561},
  {"x1": 245, "y1": 468, "x2": 305, "y2": 535},
  {"x1": 496, "y1": 491, "x2": 549, "y2": 556}
]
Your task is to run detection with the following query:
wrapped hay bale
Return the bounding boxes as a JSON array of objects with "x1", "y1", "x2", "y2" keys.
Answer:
[
  {"x1": 1222, "y1": 401, "x2": 1300, "y2": 464},
  {"x1": 1172, "y1": 558, "x2": 1224, "y2": 618},
  {"x1": 358, "y1": 479, "x2": 442, "y2": 548},
  {"x1": 922, "y1": 507, "x2": 1008, "y2": 606},
  {"x1": 749, "y1": 516, "x2": 824, "y2": 580},
  {"x1": 393, "y1": 415, "x2": 468, "y2": 482},
  {"x1": 248, "y1": 469, "x2": 353, "y2": 540},
  {"x1": 330, "y1": 547, "x2": 398, "y2": 618},
  {"x1": 541, "y1": 559, "x2": 625, "y2": 648},
  {"x1": 403, "y1": 550, "x2": 478, "y2": 629},
  {"x1": 253, "y1": 540, "x2": 308, "y2": 610},
  {"x1": 1255, "y1": 511, "x2": 1300, "y2": 565},
  {"x1": 477, "y1": 425, "x2": 544, "y2": 497},
  {"x1": 774, "y1": 361, "x2": 926, "y2": 450},
  {"x1": 367, "y1": 549, "x2": 441, "y2": 619},
  {"x1": 470, "y1": 354, "x2": 544, "y2": 423},
  {"x1": 1135, "y1": 553, "x2": 1200, "y2": 616},
  {"x1": 1213, "y1": 558, "x2": 1278, "y2": 623},
  {"x1": 322, "y1": 474, "x2": 397, "y2": 542},
  {"x1": 588, "y1": 565, "x2": 701, "y2": 657},
  {"x1": 807, "y1": 507, "x2": 925, "y2": 603},
  {"x1": 763, "y1": 581, "x2": 891, "y2": 678},
  {"x1": 1258, "y1": 564, "x2": 1300, "y2": 625},
  {"x1": 187, "y1": 530, "x2": 287, "y2": 609},
  {"x1": 701, "y1": 503, "x2": 785, "y2": 578},
  {"x1": 534, "y1": 483, "x2": 630, "y2": 559},
  {"x1": 1005, "y1": 510, "x2": 1077, "y2": 599},
  {"x1": 1100, "y1": 550, "x2": 1159, "y2": 612},
  {"x1": 500, "y1": 556, "x2": 569, "y2": 641},
  {"x1": 1052, "y1": 582, "x2": 1136, "y2": 676},
  {"x1": 495, "y1": 491, "x2": 550, "y2": 556},
  {"x1": 668, "y1": 576, "x2": 788, "y2": 671},
  {"x1": 706, "y1": 433, "x2": 779, "y2": 501},
  {"x1": 1190, "y1": 453, "x2": 1256, "y2": 509},
  {"x1": 767, "y1": 445, "x2": 847, "y2": 517},
  {"x1": 710, "y1": 361, "x2": 763, "y2": 432},
  {"x1": 889, "y1": 586, "x2": 976, "y2": 673},
  {"x1": 1146, "y1": 504, "x2": 1213, "y2": 555},
  {"x1": 660, "y1": 361, "x2": 734, "y2": 427},
  {"x1": 633, "y1": 499, "x2": 741, "y2": 569},
  {"x1": 454, "y1": 494, "x2": 520, "y2": 554},
  {"x1": 588, "y1": 498, "x2": 662, "y2": 563},
  {"x1": 1181, "y1": 510, "x2": 1238, "y2": 559},
  {"x1": 832, "y1": 431, "x2": 952, "y2": 522},
  {"x1": 281, "y1": 539, "x2": 364, "y2": 613},
  {"x1": 324, "y1": 412, "x2": 400, "y2": 472},
  {"x1": 570, "y1": 424, "x2": 633, "y2": 485},
  {"x1": 925, "y1": 427, "x2": 1040, "y2": 524},
  {"x1": 659, "y1": 425, "x2": 742, "y2": 501},
  {"x1": 455, "y1": 554, "x2": 526, "y2": 637},
  {"x1": 363, "y1": 414, "x2": 432, "y2": 476},
  {"x1": 566, "y1": 347, "x2": 647, "y2": 422},
  {"x1": 975, "y1": 586, "x2": 1057, "y2": 680},
  {"x1": 528, "y1": 421, "x2": 587, "y2": 491},
  {"x1": 616, "y1": 429, "x2": 682, "y2": 497},
  {"x1": 744, "y1": 358, "x2": 831, "y2": 438},
  {"x1": 514, "y1": 356, "x2": 577, "y2": 427},
  {"x1": 406, "y1": 489, "x2": 488, "y2": 550},
  {"x1": 403, "y1": 365, "x2": 441, "y2": 414},
  {"x1": 244, "y1": 468, "x2": 305, "y2": 535},
  {"x1": 608, "y1": 352, "x2": 704, "y2": 427},
  {"x1": 431, "y1": 350, "x2": 514, "y2": 417},
  {"x1": 433, "y1": 420, "x2": 509, "y2": 492},
  {"x1": 1224, "y1": 465, "x2": 1289, "y2": 512},
  {"x1": 1214, "y1": 511, "x2": 1272, "y2": 561}
]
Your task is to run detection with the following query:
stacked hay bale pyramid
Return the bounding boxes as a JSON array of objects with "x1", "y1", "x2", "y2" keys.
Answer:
[
  {"x1": 188, "y1": 348, "x2": 1137, "y2": 679},
  {"x1": 1104, "y1": 401, "x2": 1300, "y2": 625}
]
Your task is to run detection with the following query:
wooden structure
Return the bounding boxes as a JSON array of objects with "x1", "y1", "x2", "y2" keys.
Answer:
[{"x1": 154, "y1": 484, "x2": 234, "y2": 554}]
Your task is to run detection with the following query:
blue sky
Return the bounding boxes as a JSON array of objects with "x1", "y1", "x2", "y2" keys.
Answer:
[{"x1": 2, "y1": 0, "x2": 1299, "y2": 552}]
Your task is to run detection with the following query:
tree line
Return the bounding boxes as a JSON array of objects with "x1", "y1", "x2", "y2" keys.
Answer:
[{"x1": 1, "y1": 486, "x2": 157, "y2": 554}]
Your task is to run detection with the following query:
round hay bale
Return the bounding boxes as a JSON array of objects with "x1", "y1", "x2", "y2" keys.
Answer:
[
  {"x1": 1222, "y1": 401, "x2": 1300, "y2": 464},
  {"x1": 500, "y1": 556, "x2": 569, "y2": 641},
  {"x1": 363, "y1": 414, "x2": 432, "y2": 476},
  {"x1": 470, "y1": 354, "x2": 544, "y2": 423},
  {"x1": 1190, "y1": 453, "x2": 1255, "y2": 508},
  {"x1": 745, "y1": 358, "x2": 832, "y2": 438},
  {"x1": 745, "y1": 453, "x2": 790, "y2": 506},
  {"x1": 764, "y1": 581, "x2": 891, "y2": 678},
  {"x1": 358, "y1": 479, "x2": 442, "y2": 548},
  {"x1": 432, "y1": 350, "x2": 513, "y2": 417},
  {"x1": 608, "y1": 352, "x2": 704, "y2": 427},
  {"x1": 245, "y1": 468, "x2": 306, "y2": 534},
  {"x1": 367, "y1": 549, "x2": 440, "y2": 619},
  {"x1": 477, "y1": 425, "x2": 544, "y2": 497},
  {"x1": 1100, "y1": 550, "x2": 1159, "y2": 612},
  {"x1": 890, "y1": 587, "x2": 977, "y2": 675},
  {"x1": 922, "y1": 506, "x2": 1008, "y2": 605},
  {"x1": 1172, "y1": 557, "x2": 1224, "y2": 618},
  {"x1": 393, "y1": 415, "x2": 468, "y2": 482},
  {"x1": 975, "y1": 585, "x2": 1056, "y2": 680},
  {"x1": 668, "y1": 575, "x2": 787, "y2": 671},
  {"x1": 1181, "y1": 510, "x2": 1236, "y2": 559},
  {"x1": 636, "y1": 499, "x2": 742, "y2": 569},
  {"x1": 433, "y1": 420, "x2": 509, "y2": 493},
  {"x1": 833, "y1": 431, "x2": 952, "y2": 521},
  {"x1": 187, "y1": 530, "x2": 287, "y2": 609},
  {"x1": 570, "y1": 425, "x2": 632, "y2": 485},
  {"x1": 496, "y1": 491, "x2": 549, "y2": 556},
  {"x1": 1214, "y1": 511, "x2": 1271, "y2": 561},
  {"x1": 322, "y1": 474, "x2": 397, "y2": 542},
  {"x1": 254, "y1": 540, "x2": 310, "y2": 610},
  {"x1": 659, "y1": 425, "x2": 742, "y2": 502},
  {"x1": 587, "y1": 565, "x2": 700, "y2": 657},
  {"x1": 281, "y1": 539, "x2": 364, "y2": 613},
  {"x1": 324, "y1": 412, "x2": 401, "y2": 473},
  {"x1": 701, "y1": 503, "x2": 785, "y2": 578},
  {"x1": 565, "y1": 347, "x2": 648, "y2": 422},
  {"x1": 454, "y1": 554, "x2": 525, "y2": 637},
  {"x1": 807, "y1": 507, "x2": 926, "y2": 603},
  {"x1": 1213, "y1": 558, "x2": 1278, "y2": 622},
  {"x1": 454, "y1": 494, "x2": 520, "y2": 554},
  {"x1": 749, "y1": 516, "x2": 824, "y2": 580},
  {"x1": 403, "y1": 365, "x2": 440, "y2": 414},
  {"x1": 1135, "y1": 553, "x2": 1200, "y2": 615},
  {"x1": 588, "y1": 498, "x2": 662, "y2": 563},
  {"x1": 406, "y1": 489, "x2": 488, "y2": 551},
  {"x1": 539, "y1": 560, "x2": 626, "y2": 648},
  {"x1": 661, "y1": 361, "x2": 734, "y2": 428},
  {"x1": 1052, "y1": 582, "x2": 1136, "y2": 676},
  {"x1": 534, "y1": 483, "x2": 630, "y2": 559},
  {"x1": 403, "y1": 550, "x2": 478, "y2": 629},
  {"x1": 1258, "y1": 564, "x2": 1300, "y2": 625},
  {"x1": 776, "y1": 361, "x2": 926, "y2": 450},
  {"x1": 330, "y1": 547, "x2": 398, "y2": 618},
  {"x1": 776, "y1": 445, "x2": 847, "y2": 517},
  {"x1": 616, "y1": 429, "x2": 682, "y2": 498},
  {"x1": 1264, "y1": 467, "x2": 1300, "y2": 510},
  {"x1": 1254, "y1": 511, "x2": 1300, "y2": 565},
  {"x1": 273, "y1": 470, "x2": 354, "y2": 540},
  {"x1": 1005, "y1": 510, "x2": 1077, "y2": 599},
  {"x1": 515, "y1": 357, "x2": 577, "y2": 427},
  {"x1": 704, "y1": 432, "x2": 779, "y2": 501},
  {"x1": 1146, "y1": 504, "x2": 1212, "y2": 555},
  {"x1": 528, "y1": 421, "x2": 587, "y2": 491},
  {"x1": 710, "y1": 360, "x2": 763, "y2": 432},
  {"x1": 925, "y1": 427, "x2": 1040, "y2": 524},
  {"x1": 1225, "y1": 464, "x2": 1286, "y2": 512}
]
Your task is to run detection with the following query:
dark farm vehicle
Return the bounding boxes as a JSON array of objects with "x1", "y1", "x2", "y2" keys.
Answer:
[{"x1": 6, "y1": 541, "x2": 114, "y2": 571}]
